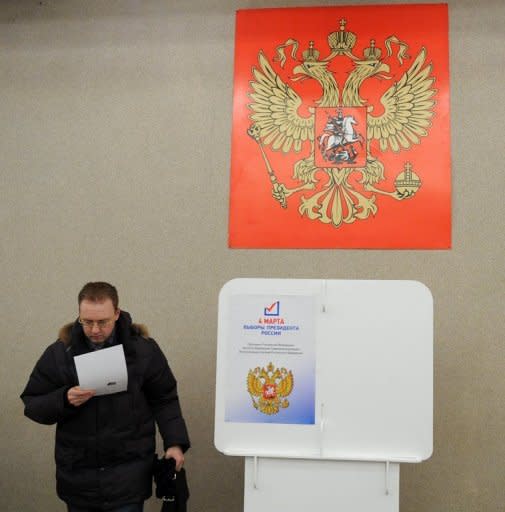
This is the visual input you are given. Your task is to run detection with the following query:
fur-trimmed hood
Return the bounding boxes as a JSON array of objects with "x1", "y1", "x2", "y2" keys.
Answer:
[{"x1": 58, "y1": 311, "x2": 149, "y2": 346}]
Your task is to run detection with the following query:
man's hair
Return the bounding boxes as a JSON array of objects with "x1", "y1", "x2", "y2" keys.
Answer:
[{"x1": 78, "y1": 282, "x2": 119, "y2": 310}]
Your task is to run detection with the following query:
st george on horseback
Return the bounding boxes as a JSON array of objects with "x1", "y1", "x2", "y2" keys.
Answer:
[{"x1": 318, "y1": 110, "x2": 364, "y2": 164}]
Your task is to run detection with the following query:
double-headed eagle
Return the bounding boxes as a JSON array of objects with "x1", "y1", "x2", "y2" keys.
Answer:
[
  {"x1": 247, "y1": 19, "x2": 436, "y2": 227},
  {"x1": 247, "y1": 362, "x2": 294, "y2": 415}
]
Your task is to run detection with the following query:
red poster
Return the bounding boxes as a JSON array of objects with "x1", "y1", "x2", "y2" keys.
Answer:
[{"x1": 229, "y1": 4, "x2": 451, "y2": 248}]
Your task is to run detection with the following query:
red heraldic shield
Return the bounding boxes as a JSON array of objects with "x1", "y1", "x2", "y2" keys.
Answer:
[
  {"x1": 228, "y1": 4, "x2": 451, "y2": 248},
  {"x1": 315, "y1": 107, "x2": 367, "y2": 168}
]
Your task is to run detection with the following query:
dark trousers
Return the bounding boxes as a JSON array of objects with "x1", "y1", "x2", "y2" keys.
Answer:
[{"x1": 66, "y1": 503, "x2": 143, "y2": 512}]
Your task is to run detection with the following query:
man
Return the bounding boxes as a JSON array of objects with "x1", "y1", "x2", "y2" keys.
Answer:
[{"x1": 21, "y1": 282, "x2": 190, "y2": 512}]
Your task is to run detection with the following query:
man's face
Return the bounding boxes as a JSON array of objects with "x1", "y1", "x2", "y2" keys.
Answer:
[{"x1": 79, "y1": 298, "x2": 120, "y2": 343}]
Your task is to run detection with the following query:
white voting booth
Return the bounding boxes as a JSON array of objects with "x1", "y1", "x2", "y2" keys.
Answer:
[{"x1": 215, "y1": 279, "x2": 433, "y2": 511}]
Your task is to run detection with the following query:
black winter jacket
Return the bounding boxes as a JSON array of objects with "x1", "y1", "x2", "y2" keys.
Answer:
[{"x1": 20, "y1": 311, "x2": 190, "y2": 510}]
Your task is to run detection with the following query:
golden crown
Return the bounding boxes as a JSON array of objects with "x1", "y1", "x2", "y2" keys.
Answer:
[
  {"x1": 327, "y1": 19, "x2": 357, "y2": 54},
  {"x1": 363, "y1": 39, "x2": 382, "y2": 61},
  {"x1": 302, "y1": 40, "x2": 320, "y2": 62}
]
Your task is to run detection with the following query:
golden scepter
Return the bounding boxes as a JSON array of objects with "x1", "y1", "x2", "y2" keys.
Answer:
[{"x1": 247, "y1": 124, "x2": 287, "y2": 208}]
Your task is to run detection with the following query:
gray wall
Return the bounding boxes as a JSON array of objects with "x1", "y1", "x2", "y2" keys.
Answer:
[{"x1": 1, "y1": 1, "x2": 504, "y2": 511}]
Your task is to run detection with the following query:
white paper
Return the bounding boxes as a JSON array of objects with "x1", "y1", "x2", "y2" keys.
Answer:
[{"x1": 74, "y1": 345, "x2": 128, "y2": 396}]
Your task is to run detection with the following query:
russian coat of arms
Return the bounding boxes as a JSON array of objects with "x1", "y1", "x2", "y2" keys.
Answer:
[
  {"x1": 246, "y1": 19, "x2": 434, "y2": 228},
  {"x1": 247, "y1": 362, "x2": 294, "y2": 415}
]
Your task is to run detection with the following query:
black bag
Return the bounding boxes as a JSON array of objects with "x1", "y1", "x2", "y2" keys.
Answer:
[{"x1": 153, "y1": 456, "x2": 189, "y2": 512}]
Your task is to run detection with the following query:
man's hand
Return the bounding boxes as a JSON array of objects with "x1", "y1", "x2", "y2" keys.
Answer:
[
  {"x1": 67, "y1": 386, "x2": 95, "y2": 407},
  {"x1": 164, "y1": 445, "x2": 184, "y2": 471}
]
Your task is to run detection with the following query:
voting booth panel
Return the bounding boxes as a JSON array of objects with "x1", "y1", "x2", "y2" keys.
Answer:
[
  {"x1": 215, "y1": 278, "x2": 433, "y2": 511},
  {"x1": 215, "y1": 278, "x2": 432, "y2": 461}
]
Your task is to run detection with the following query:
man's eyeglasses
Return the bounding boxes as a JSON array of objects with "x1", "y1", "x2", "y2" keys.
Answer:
[{"x1": 79, "y1": 318, "x2": 115, "y2": 329}]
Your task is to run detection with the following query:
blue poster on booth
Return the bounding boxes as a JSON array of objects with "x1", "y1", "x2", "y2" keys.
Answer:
[{"x1": 225, "y1": 294, "x2": 316, "y2": 424}]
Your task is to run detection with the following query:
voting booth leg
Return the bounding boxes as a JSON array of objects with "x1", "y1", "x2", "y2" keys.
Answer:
[{"x1": 244, "y1": 457, "x2": 400, "y2": 512}]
